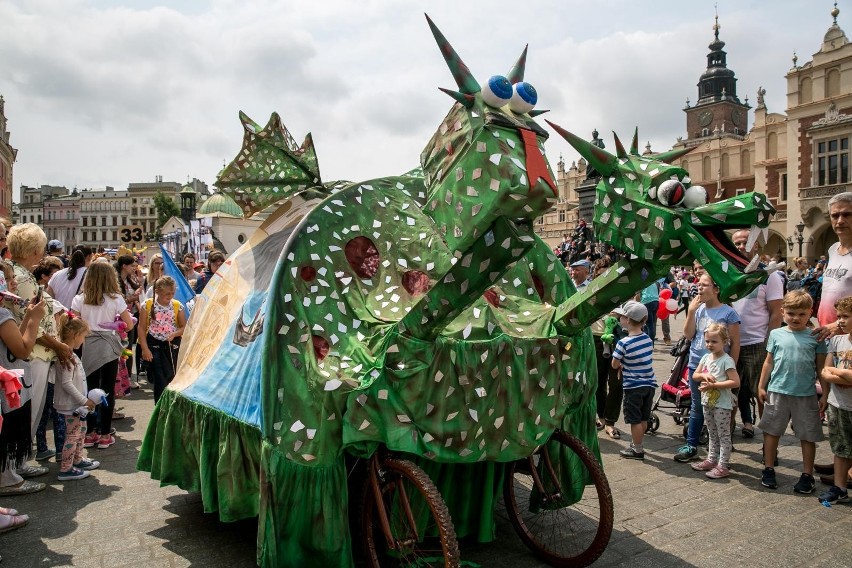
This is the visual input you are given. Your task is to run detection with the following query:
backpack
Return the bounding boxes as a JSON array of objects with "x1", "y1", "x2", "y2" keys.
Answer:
[
  {"x1": 142, "y1": 298, "x2": 182, "y2": 336},
  {"x1": 799, "y1": 275, "x2": 822, "y2": 313}
]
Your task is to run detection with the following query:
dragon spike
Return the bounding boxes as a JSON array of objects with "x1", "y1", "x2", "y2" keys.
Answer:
[
  {"x1": 239, "y1": 110, "x2": 262, "y2": 133},
  {"x1": 528, "y1": 109, "x2": 550, "y2": 117},
  {"x1": 426, "y1": 14, "x2": 480, "y2": 95},
  {"x1": 630, "y1": 127, "x2": 639, "y2": 155},
  {"x1": 546, "y1": 120, "x2": 617, "y2": 177},
  {"x1": 439, "y1": 87, "x2": 475, "y2": 108},
  {"x1": 653, "y1": 145, "x2": 696, "y2": 163},
  {"x1": 612, "y1": 131, "x2": 627, "y2": 159},
  {"x1": 506, "y1": 45, "x2": 529, "y2": 84}
]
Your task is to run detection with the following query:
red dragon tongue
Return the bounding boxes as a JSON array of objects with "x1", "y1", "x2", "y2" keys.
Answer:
[{"x1": 519, "y1": 129, "x2": 557, "y2": 197}]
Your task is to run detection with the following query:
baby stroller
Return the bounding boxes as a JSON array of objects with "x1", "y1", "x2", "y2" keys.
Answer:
[{"x1": 647, "y1": 337, "x2": 709, "y2": 445}]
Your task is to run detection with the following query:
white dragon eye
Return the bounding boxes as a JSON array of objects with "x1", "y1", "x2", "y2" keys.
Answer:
[
  {"x1": 481, "y1": 75, "x2": 513, "y2": 109},
  {"x1": 508, "y1": 82, "x2": 537, "y2": 114},
  {"x1": 657, "y1": 179, "x2": 686, "y2": 207},
  {"x1": 682, "y1": 185, "x2": 708, "y2": 208}
]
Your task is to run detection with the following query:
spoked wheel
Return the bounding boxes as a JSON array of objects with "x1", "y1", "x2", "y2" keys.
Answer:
[
  {"x1": 361, "y1": 457, "x2": 460, "y2": 568},
  {"x1": 504, "y1": 431, "x2": 613, "y2": 567},
  {"x1": 647, "y1": 413, "x2": 661, "y2": 433}
]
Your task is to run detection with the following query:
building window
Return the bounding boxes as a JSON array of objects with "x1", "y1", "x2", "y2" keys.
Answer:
[
  {"x1": 558, "y1": 210, "x2": 565, "y2": 223},
  {"x1": 735, "y1": 188, "x2": 746, "y2": 196},
  {"x1": 817, "y1": 136, "x2": 850, "y2": 185},
  {"x1": 122, "y1": 216, "x2": 127, "y2": 225},
  {"x1": 800, "y1": 76, "x2": 813, "y2": 104},
  {"x1": 102, "y1": 230, "x2": 107, "y2": 241},
  {"x1": 827, "y1": 68, "x2": 841, "y2": 98},
  {"x1": 767, "y1": 132, "x2": 778, "y2": 160},
  {"x1": 701, "y1": 128, "x2": 710, "y2": 137},
  {"x1": 741, "y1": 149, "x2": 752, "y2": 175},
  {"x1": 112, "y1": 230, "x2": 117, "y2": 241},
  {"x1": 780, "y1": 172, "x2": 788, "y2": 203}
]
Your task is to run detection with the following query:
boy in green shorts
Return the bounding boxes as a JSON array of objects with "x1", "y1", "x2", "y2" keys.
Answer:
[{"x1": 819, "y1": 296, "x2": 852, "y2": 504}]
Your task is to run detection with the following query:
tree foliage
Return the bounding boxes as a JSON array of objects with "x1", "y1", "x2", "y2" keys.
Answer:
[{"x1": 154, "y1": 191, "x2": 181, "y2": 228}]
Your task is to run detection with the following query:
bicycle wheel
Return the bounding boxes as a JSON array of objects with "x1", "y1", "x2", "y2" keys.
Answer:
[
  {"x1": 504, "y1": 431, "x2": 613, "y2": 567},
  {"x1": 361, "y1": 457, "x2": 460, "y2": 568}
]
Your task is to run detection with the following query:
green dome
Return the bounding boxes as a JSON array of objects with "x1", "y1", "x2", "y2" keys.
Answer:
[{"x1": 198, "y1": 192, "x2": 243, "y2": 218}]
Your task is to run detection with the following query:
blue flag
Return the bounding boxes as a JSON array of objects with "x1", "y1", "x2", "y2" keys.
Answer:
[{"x1": 159, "y1": 244, "x2": 195, "y2": 314}]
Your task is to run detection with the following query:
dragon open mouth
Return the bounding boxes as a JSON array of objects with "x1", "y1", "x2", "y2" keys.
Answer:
[{"x1": 699, "y1": 227, "x2": 752, "y2": 270}]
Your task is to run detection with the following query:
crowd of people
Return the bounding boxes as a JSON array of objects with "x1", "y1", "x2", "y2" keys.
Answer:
[
  {"x1": 0, "y1": 221, "x2": 225, "y2": 535},
  {"x1": 577, "y1": 193, "x2": 852, "y2": 507}
]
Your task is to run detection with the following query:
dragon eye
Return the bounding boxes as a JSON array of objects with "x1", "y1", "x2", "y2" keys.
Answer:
[
  {"x1": 509, "y1": 82, "x2": 537, "y2": 114},
  {"x1": 481, "y1": 75, "x2": 513, "y2": 108},
  {"x1": 657, "y1": 179, "x2": 686, "y2": 207},
  {"x1": 682, "y1": 185, "x2": 708, "y2": 208}
]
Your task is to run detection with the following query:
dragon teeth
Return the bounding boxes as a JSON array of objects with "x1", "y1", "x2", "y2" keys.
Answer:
[
  {"x1": 745, "y1": 224, "x2": 760, "y2": 254},
  {"x1": 744, "y1": 253, "x2": 761, "y2": 273}
]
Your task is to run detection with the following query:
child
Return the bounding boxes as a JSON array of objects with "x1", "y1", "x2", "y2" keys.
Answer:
[
  {"x1": 691, "y1": 323, "x2": 740, "y2": 478},
  {"x1": 52, "y1": 317, "x2": 99, "y2": 481},
  {"x1": 138, "y1": 276, "x2": 186, "y2": 403},
  {"x1": 818, "y1": 296, "x2": 852, "y2": 503},
  {"x1": 612, "y1": 300, "x2": 656, "y2": 460},
  {"x1": 758, "y1": 290, "x2": 827, "y2": 492},
  {"x1": 71, "y1": 262, "x2": 135, "y2": 450}
]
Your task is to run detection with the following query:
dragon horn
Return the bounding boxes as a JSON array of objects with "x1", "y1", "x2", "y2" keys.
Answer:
[
  {"x1": 546, "y1": 120, "x2": 617, "y2": 177},
  {"x1": 506, "y1": 45, "x2": 528, "y2": 84},
  {"x1": 612, "y1": 131, "x2": 627, "y2": 159},
  {"x1": 439, "y1": 87, "x2": 475, "y2": 108},
  {"x1": 425, "y1": 14, "x2": 480, "y2": 95},
  {"x1": 653, "y1": 146, "x2": 696, "y2": 163},
  {"x1": 630, "y1": 126, "x2": 639, "y2": 155},
  {"x1": 528, "y1": 109, "x2": 549, "y2": 117}
]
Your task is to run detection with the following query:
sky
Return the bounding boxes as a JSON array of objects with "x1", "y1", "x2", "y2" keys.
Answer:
[{"x1": 0, "y1": 0, "x2": 841, "y2": 201}]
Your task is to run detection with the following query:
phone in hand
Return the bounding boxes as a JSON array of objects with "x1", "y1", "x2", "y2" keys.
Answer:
[{"x1": 35, "y1": 286, "x2": 43, "y2": 303}]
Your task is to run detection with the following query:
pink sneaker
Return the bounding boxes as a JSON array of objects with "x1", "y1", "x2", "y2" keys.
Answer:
[
  {"x1": 706, "y1": 465, "x2": 730, "y2": 479},
  {"x1": 83, "y1": 433, "x2": 99, "y2": 448},
  {"x1": 691, "y1": 459, "x2": 717, "y2": 472},
  {"x1": 97, "y1": 435, "x2": 115, "y2": 449}
]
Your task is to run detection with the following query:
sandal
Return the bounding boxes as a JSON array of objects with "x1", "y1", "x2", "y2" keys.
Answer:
[
  {"x1": 0, "y1": 513, "x2": 29, "y2": 534},
  {"x1": 595, "y1": 419, "x2": 605, "y2": 431},
  {"x1": 742, "y1": 426, "x2": 755, "y2": 439},
  {"x1": 605, "y1": 426, "x2": 621, "y2": 440}
]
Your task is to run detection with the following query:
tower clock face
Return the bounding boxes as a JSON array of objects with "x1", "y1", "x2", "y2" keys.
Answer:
[
  {"x1": 698, "y1": 110, "x2": 713, "y2": 127},
  {"x1": 731, "y1": 109, "x2": 744, "y2": 126}
]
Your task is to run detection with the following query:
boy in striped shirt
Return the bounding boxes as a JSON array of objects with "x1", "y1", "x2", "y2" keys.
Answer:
[{"x1": 612, "y1": 300, "x2": 656, "y2": 460}]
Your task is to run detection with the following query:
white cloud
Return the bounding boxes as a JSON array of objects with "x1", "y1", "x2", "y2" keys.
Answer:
[{"x1": 0, "y1": 0, "x2": 840, "y2": 196}]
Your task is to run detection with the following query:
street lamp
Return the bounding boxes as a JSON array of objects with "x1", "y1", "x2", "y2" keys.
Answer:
[{"x1": 786, "y1": 221, "x2": 808, "y2": 258}]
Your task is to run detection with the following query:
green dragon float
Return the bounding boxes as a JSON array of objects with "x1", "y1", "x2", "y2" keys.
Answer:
[{"x1": 138, "y1": 15, "x2": 774, "y2": 568}]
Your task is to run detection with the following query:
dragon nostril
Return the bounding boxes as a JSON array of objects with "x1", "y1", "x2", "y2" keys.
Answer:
[
  {"x1": 532, "y1": 275, "x2": 545, "y2": 301},
  {"x1": 299, "y1": 266, "x2": 317, "y2": 282}
]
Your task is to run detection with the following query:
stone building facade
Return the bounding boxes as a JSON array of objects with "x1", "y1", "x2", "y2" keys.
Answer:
[
  {"x1": 0, "y1": 96, "x2": 14, "y2": 219},
  {"x1": 542, "y1": 7, "x2": 852, "y2": 262}
]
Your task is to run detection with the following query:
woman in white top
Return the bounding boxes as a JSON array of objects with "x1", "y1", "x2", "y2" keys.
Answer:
[
  {"x1": 70, "y1": 262, "x2": 134, "y2": 450},
  {"x1": 47, "y1": 245, "x2": 93, "y2": 311}
]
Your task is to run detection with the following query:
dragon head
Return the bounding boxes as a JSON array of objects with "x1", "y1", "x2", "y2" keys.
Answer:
[
  {"x1": 549, "y1": 123, "x2": 776, "y2": 302},
  {"x1": 421, "y1": 15, "x2": 558, "y2": 252}
]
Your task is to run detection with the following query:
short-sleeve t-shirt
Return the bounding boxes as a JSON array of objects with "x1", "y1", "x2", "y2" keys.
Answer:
[
  {"x1": 766, "y1": 327, "x2": 827, "y2": 396},
  {"x1": 818, "y1": 242, "x2": 852, "y2": 326},
  {"x1": 48, "y1": 267, "x2": 87, "y2": 312},
  {"x1": 688, "y1": 304, "x2": 741, "y2": 368},
  {"x1": 639, "y1": 280, "x2": 662, "y2": 304},
  {"x1": 71, "y1": 293, "x2": 128, "y2": 332},
  {"x1": 732, "y1": 271, "x2": 784, "y2": 346},
  {"x1": 825, "y1": 334, "x2": 852, "y2": 411},
  {"x1": 11, "y1": 260, "x2": 58, "y2": 362},
  {"x1": 613, "y1": 333, "x2": 656, "y2": 389},
  {"x1": 696, "y1": 352, "x2": 737, "y2": 410},
  {"x1": 0, "y1": 307, "x2": 31, "y2": 411}
]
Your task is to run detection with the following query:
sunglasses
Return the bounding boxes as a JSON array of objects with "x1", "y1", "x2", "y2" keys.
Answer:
[{"x1": 152, "y1": 261, "x2": 163, "y2": 266}]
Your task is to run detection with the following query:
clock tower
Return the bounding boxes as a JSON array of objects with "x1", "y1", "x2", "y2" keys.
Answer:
[{"x1": 684, "y1": 15, "x2": 751, "y2": 140}]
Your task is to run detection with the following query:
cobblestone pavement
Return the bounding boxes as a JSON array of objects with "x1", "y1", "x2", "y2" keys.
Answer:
[{"x1": 2, "y1": 316, "x2": 850, "y2": 567}]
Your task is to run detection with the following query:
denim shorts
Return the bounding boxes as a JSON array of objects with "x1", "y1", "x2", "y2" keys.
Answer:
[
  {"x1": 758, "y1": 392, "x2": 824, "y2": 442},
  {"x1": 623, "y1": 386, "x2": 655, "y2": 425}
]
